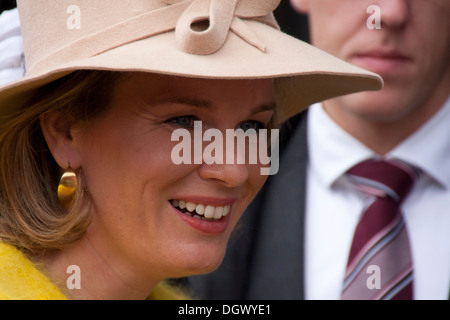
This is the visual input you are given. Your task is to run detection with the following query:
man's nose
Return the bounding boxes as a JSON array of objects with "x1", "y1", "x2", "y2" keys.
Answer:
[{"x1": 378, "y1": 0, "x2": 409, "y2": 29}]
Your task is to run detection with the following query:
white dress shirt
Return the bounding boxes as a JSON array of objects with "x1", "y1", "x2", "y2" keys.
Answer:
[{"x1": 304, "y1": 98, "x2": 450, "y2": 300}]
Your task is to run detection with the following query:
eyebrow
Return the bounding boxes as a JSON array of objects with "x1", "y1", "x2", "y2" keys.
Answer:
[
  {"x1": 172, "y1": 97, "x2": 213, "y2": 110},
  {"x1": 252, "y1": 102, "x2": 276, "y2": 114},
  {"x1": 165, "y1": 97, "x2": 276, "y2": 115}
]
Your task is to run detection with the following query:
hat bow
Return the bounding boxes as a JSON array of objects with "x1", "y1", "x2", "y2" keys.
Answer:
[{"x1": 167, "y1": 0, "x2": 280, "y2": 54}]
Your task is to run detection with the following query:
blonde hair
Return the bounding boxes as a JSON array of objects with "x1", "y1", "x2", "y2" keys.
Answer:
[{"x1": 0, "y1": 70, "x2": 124, "y2": 253}]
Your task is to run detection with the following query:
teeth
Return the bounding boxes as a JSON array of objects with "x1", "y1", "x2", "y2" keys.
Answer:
[
  {"x1": 186, "y1": 201, "x2": 196, "y2": 212},
  {"x1": 195, "y1": 204, "x2": 205, "y2": 215},
  {"x1": 213, "y1": 206, "x2": 223, "y2": 220},
  {"x1": 171, "y1": 200, "x2": 231, "y2": 220},
  {"x1": 204, "y1": 205, "x2": 215, "y2": 219}
]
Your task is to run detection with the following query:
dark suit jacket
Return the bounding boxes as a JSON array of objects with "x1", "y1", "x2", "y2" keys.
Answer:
[{"x1": 187, "y1": 110, "x2": 309, "y2": 300}]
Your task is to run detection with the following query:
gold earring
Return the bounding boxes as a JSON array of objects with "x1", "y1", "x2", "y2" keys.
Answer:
[{"x1": 57, "y1": 165, "x2": 78, "y2": 210}]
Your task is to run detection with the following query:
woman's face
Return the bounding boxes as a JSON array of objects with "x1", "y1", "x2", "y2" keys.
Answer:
[{"x1": 71, "y1": 73, "x2": 274, "y2": 280}]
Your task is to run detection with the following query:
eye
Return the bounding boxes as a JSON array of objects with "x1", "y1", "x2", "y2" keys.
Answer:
[
  {"x1": 167, "y1": 115, "x2": 198, "y2": 128},
  {"x1": 237, "y1": 120, "x2": 265, "y2": 132}
]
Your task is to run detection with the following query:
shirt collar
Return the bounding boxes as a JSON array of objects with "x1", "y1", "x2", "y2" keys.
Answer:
[
  {"x1": 388, "y1": 96, "x2": 450, "y2": 189},
  {"x1": 307, "y1": 103, "x2": 376, "y2": 188},
  {"x1": 307, "y1": 97, "x2": 450, "y2": 190}
]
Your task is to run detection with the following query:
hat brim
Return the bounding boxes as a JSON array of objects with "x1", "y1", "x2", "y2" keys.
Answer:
[{"x1": 0, "y1": 21, "x2": 383, "y2": 124}]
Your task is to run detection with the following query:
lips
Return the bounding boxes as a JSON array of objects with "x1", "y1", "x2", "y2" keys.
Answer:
[
  {"x1": 355, "y1": 48, "x2": 409, "y2": 60},
  {"x1": 349, "y1": 48, "x2": 411, "y2": 74}
]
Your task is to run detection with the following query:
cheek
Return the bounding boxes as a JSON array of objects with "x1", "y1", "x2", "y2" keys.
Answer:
[
  {"x1": 228, "y1": 168, "x2": 268, "y2": 234},
  {"x1": 77, "y1": 126, "x2": 182, "y2": 211},
  {"x1": 417, "y1": 36, "x2": 450, "y2": 79},
  {"x1": 309, "y1": 4, "x2": 367, "y2": 54},
  {"x1": 241, "y1": 164, "x2": 268, "y2": 205}
]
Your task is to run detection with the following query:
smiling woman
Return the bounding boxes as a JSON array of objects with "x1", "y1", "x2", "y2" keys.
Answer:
[{"x1": 0, "y1": 0, "x2": 382, "y2": 300}]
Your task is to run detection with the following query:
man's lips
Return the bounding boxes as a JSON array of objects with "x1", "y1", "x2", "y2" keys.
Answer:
[{"x1": 349, "y1": 48, "x2": 411, "y2": 74}]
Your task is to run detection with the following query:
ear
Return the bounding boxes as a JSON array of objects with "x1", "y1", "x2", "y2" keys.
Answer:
[
  {"x1": 290, "y1": 0, "x2": 310, "y2": 14},
  {"x1": 40, "y1": 111, "x2": 82, "y2": 170}
]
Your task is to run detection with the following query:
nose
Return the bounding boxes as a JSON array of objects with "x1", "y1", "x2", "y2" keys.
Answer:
[
  {"x1": 378, "y1": 0, "x2": 409, "y2": 29},
  {"x1": 198, "y1": 160, "x2": 250, "y2": 188}
]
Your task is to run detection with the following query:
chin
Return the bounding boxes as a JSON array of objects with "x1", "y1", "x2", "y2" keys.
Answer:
[
  {"x1": 188, "y1": 258, "x2": 223, "y2": 276},
  {"x1": 166, "y1": 241, "x2": 228, "y2": 278},
  {"x1": 341, "y1": 91, "x2": 414, "y2": 122}
]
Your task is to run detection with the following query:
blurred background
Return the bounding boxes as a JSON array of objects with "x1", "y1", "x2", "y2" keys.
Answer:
[
  {"x1": 0, "y1": 0, "x2": 16, "y2": 14},
  {"x1": 273, "y1": 0, "x2": 309, "y2": 42}
]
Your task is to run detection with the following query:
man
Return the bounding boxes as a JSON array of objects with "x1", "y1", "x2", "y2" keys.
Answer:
[{"x1": 188, "y1": 0, "x2": 450, "y2": 299}]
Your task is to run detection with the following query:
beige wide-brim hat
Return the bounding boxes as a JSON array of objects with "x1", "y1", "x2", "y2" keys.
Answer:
[{"x1": 0, "y1": 0, "x2": 383, "y2": 125}]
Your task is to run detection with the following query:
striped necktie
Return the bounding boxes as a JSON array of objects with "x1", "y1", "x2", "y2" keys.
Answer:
[{"x1": 341, "y1": 158, "x2": 418, "y2": 300}]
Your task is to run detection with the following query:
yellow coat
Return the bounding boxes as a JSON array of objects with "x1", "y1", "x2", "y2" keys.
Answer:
[{"x1": 0, "y1": 242, "x2": 187, "y2": 300}]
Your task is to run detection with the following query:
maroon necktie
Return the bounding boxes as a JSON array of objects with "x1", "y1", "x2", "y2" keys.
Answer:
[{"x1": 341, "y1": 158, "x2": 418, "y2": 300}]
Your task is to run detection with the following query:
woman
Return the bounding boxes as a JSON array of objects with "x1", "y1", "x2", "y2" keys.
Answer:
[{"x1": 0, "y1": 0, "x2": 382, "y2": 299}]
